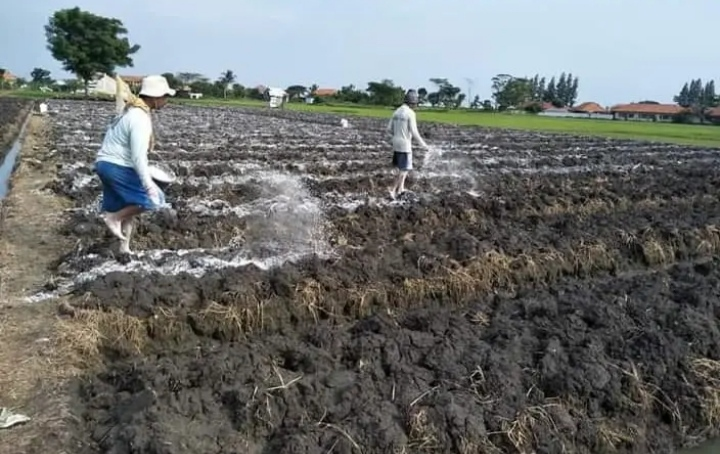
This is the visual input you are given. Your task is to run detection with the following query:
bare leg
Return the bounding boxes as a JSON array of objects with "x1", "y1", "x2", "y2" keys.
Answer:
[
  {"x1": 387, "y1": 168, "x2": 399, "y2": 199},
  {"x1": 115, "y1": 205, "x2": 143, "y2": 221},
  {"x1": 119, "y1": 218, "x2": 135, "y2": 254},
  {"x1": 103, "y1": 205, "x2": 143, "y2": 240},
  {"x1": 396, "y1": 171, "x2": 409, "y2": 194}
]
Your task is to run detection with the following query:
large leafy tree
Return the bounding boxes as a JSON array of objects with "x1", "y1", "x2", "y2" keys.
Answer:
[
  {"x1": 30, "y1": 67, "x2": 53, "y2": 85},
  {"x1": 491, "y1": 74, "x2": 533, "y2": 110},
  {"x1": 45, "y1": 7, "x2": 140, "y2": 95},
  {"x1": 366, "y1": 79, "x2": 404, "y2": 106}
]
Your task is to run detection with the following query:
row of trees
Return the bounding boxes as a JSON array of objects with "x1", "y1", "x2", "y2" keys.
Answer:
[
  {"x1": 36, "y1": 7, "x2": 583, "y2": 110},
  {"x1": 672, "y1": 79, "x2": 719, "y2": 124},
  {"x1": 674, "y1": 79, "x2": 717, "y2": 109},
  {"x1": 491, "y1": 73, "x2": 580, "y2": 111}
]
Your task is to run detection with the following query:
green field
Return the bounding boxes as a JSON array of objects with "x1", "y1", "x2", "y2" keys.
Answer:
[
  {"x1": 183, "y1": 97, "x2": 720, "y2": 147},
  {"x1": 5, "y1": 90, "x2": 720, "y2": 147}
]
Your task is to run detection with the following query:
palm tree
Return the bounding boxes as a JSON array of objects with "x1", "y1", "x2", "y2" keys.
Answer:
[{"x1": 219, "y1": 70, "x2": 236, "y2": 99}]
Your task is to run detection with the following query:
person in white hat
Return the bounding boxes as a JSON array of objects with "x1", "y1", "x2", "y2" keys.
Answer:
[
  {"x1": 387, "y1": 89, "x2": 429, "y2": 199},
  {"x1": 94, "y1": 75, "x2": 175, "y2": 254}
]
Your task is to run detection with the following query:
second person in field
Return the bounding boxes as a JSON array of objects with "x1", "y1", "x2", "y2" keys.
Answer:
[{"x1": 387, "y1": 89, "x2": 429, "y2": 199}]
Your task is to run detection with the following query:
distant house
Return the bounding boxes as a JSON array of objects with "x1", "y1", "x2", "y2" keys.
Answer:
[
  {"x1": 543, "y1": 104, "x2": 569, "y2": 113},
  {"x1": 571, "y1": 102, "x2": 606, "y2": 114},
  {"x1": 705, "y1": 107, "x2": 720, "y2": 122},
  {"x1": 176, "y1": 85, "x2": 203, "y2": 99},
  {"x1": 264, "y1": 87, "x2": 288, "y2": 108},
  {"x1": 537, "y1": 101, "x2": 614, "y2": 120},
  {"x1": 610, "y1": 103, "x2": 687, "y2": 122},
  {"x1": 304, "y1": 87, "x2": 337, "y2": 104},
  {"x1": 118, "y1": 75, "x2": 144, "y2": 92},
  {"x1": 1, "y1": 70, "x2": 17, "y2": 87},
  {"x1": 313, "y1": 88, "x2": 338, "y2": 97}
]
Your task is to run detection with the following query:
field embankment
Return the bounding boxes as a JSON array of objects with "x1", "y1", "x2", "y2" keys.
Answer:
[{"x1": 0, "y1": 110, "x2": 79, "y2": 454}]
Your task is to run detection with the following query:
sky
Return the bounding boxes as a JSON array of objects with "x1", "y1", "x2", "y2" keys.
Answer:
[{"x1": 1, "y1": 0, "x2": 718, "y2": 106}]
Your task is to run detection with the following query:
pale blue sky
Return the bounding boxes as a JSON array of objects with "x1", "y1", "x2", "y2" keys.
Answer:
[{"x1": 1, "y1": 0, "x2": 718, "y2": 106}]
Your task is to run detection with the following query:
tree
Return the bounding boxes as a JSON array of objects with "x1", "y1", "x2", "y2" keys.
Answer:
[
  {"x1": 231, "y1": 83, "x2": 246, "y2": 98},
  {"x1": 286, "y1": 85, "x2": 307, "y2": 101},
  {"x1": 556, "y1": 73, "x2": 568, "y2": 107},
  {"x1": 335, "y1": 84, "x2": 368, "y2": 104},
  {"x1": 218, "y1": 70, "x2": 236, "y2": 98},
  {"x1": 567, "y1": 74, "x2": 579, "y2": 107},
  {"x1": 543, "y1": 77, "x2": 556, "y2": 105},
  {"x1": 675, "y1": 78, "x2": 716, "y2": 107},
  {"x1": 366, "y1": 79, "x2": 404, "y2": 106},
  {"x1": 491, "y1": 74, "x2": 532, "y2": 110},
  {"x1": 45, "y1": 7, "x2": 140, "y2": 96},
  {"x1": 176, "y1": 72, "x2": 204, "y2": 86},
  {"x1": 161, "y1": 72, "x2": 180, "y2": 89},
  {"x1": 0, "y1": 69, "x2": 6, "y2": 90},
  {"x1": 674, "y1": 83, "x2": 690, "y2": 107},
  {"x1": 688, "y1": 79, "x2": 703, "y2": 105},
  {"x1": 30, "y1": 67, "x2": 53, "y2": 85},
  {"x1": 428, "y1": 78, "x2": 463, "y2": 108},
  {"x1": 417, "y1": 87, "x2": 428, "y2": 104},
  {"x1": 702, "y1": 80, "x2": 716, "y2": 107},
  {"x1": 529, "y1": 75, "x2": 543, "y2": 101},
  {"x1": 188, "y1": 76, "x2": 219, "y2": 97}
]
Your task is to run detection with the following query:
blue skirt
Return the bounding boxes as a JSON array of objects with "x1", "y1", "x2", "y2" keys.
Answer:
[{"x1": 95, "y1": 160, "x2": 165, "y2": 213}]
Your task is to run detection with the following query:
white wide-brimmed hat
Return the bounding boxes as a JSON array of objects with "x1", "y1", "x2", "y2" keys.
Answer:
[{"x1": 139, "y1": 75, "x2": 176, "y2": 98}]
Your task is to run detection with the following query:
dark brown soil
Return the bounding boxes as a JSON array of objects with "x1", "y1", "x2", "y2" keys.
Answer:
[
  {"x1": 79, "y1": 259, "x2": 720, "y2": 454},
  {"x1": 38, "y1": 100, "x2": 720, "y2": 453}
]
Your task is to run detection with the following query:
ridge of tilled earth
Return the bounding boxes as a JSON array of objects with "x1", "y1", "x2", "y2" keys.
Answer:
[
  {"x1": 61, "y1": 178, "x2": 720, "y2": 314},
  {"x1": 76, "y1": 258, "x2": 720, "y2": 454}
]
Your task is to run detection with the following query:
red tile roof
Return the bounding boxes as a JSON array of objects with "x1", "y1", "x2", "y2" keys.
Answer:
[
  {"x1": 610, "y1": 103, "x2": 687, "y2": 115},
  {"x1": 313, "y1": 88, "x2": 337, "y2": 97},
  {"x1": 705, "y1": 107, "x2": 720, "y2": 117},
  {"x1": 572, "y1": 102, "x2": 606, "y2": 113}
]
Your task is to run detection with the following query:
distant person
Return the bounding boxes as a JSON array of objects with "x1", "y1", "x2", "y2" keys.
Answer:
[
  {"x1": 386, "y1": 89, "x2": 429, "y2": 199},
  {"x1": 94, "y1": 75, "x2": 175, "y2": 253}
]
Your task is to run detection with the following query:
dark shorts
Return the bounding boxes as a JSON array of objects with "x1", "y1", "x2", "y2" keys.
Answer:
[
  {"x1": 95, "y1": 160, "x2": 165, "y2": 213},
  {"x1": 392, "y1": 152, "x2": 412, "y2": 171}
]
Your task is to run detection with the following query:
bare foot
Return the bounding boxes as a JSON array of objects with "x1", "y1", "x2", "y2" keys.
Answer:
[
  {"x1": 103, "y1": 214, "x2": 126, "y2": 240},
  {"x1": 387, "y1": 186, "x2": 397, "y2": 200}
]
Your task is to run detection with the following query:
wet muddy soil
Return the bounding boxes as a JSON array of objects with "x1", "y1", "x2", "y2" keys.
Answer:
[{"x1": 34, "y1": 101, "x2": 720, "y2": 453}]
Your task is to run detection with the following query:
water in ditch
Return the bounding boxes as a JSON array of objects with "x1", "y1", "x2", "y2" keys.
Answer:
[{"x1": 0, "y1": 114, "x2": 31, "y2": 199}]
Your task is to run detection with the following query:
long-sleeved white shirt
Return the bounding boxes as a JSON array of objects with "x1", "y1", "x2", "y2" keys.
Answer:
[
  {"x1": 386, "y1": 104, "x2": 428, "y2": 153},
  {"x1": 96, "y1": 107, "x2": 153, "y2": 188}
]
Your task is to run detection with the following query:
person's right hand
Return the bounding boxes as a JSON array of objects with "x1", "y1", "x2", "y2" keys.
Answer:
[{"x1": 146, "y1": 183, "x2": 160, "y2": 205}]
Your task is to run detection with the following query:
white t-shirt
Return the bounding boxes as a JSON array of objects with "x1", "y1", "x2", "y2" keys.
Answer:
[
  {"x1": 386, "y1": 104, "x2": 428, "y2": 153},
  {"x1": 96, "y1": 107, "x2": 153, "y2": 188}
]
